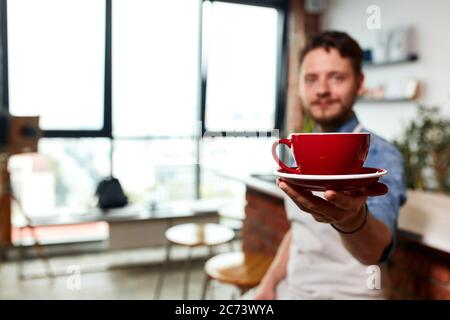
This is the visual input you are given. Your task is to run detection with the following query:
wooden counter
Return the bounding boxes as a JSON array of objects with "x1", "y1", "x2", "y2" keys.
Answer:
[{"x1": 397, "y1": 190, "x2": 450, "y2": 253}]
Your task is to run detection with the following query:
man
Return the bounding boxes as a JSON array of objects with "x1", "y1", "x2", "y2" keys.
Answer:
[{"x1": 253, "y1": 31, "x2": 407, "y2": 299}]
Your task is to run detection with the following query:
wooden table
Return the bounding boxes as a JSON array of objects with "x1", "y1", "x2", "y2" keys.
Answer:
[{"x1": 155, "y1": 223, "x2": 235, "y2": 299}]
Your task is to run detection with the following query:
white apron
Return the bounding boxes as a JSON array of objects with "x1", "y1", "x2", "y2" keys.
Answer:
[{"x1": 276, "y1": 124, "x2": 389, "y2": 299}]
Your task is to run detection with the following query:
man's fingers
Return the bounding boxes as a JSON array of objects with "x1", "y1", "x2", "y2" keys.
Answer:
[
  {"x1": 312, "y1": 215, "x2": 331, "y2": 223},
  {"x1": 321, "y1": 182, "x2": 388, "y2": 213},
  {"x1": 276, "y1": 179, "x2": 386, "y2": 225},
  {"x1": 277, "y1": 179, "x2": 344, "y2": 222},
  {"x1": 279, "y1": 181, "x2": 329, "y2": 212},
  {"x1": 364, "y1": 182, "x2": 389, "y2": 196},
  {"x1": 342, "y1": 182, "x2": 389, "y2": 197},
  {"x1": 324, "y1": 190, "x2": 367, "y2": 212}
]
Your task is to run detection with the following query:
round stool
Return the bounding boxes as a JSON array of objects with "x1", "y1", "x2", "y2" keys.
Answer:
[
  {"x1": 202, "y1": 251, "x2": 274, "y2": 299},
  {"x1": 154, "y1": 223, "x2": 235, "y2": 299},
  {"x1": 166, "y1": 223, "x2": 235, "y2": 247}
]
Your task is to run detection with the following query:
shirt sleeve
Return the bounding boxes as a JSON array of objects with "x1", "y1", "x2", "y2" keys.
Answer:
[{"x1": 365, "y1": 139, "x2": 408, "y2": 262}]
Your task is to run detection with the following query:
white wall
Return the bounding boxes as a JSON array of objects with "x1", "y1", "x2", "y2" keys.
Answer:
[{"x1": 322, "y1": 0, "x2": 450, "y2": 141}]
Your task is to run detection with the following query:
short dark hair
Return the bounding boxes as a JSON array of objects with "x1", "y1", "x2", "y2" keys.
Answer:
[{"x1": 299, "y1": 31, "x2": 363, "y2": 76}]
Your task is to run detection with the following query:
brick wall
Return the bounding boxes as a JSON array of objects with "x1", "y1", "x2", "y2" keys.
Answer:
[
  {"x1": 243, "y1": 186, "x2": 450, "y2": 300},
  {"x1": 243, "y1": 188, "x2": 289, "y2": 256},
  {"x1": 389, "y1": 239, "x2": 450, "y2": 299}
]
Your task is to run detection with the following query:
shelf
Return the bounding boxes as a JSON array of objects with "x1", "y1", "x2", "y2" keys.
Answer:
[
  {"x1": 357, "y1": 98, "x2": 416, "y2": 103},
  {"x1": 363, "y1": 54, "x2": 418, "y2": 67}
]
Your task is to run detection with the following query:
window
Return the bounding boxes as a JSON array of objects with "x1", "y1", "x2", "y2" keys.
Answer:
[
  {"x1": 203, "y1": 1, "x2": 280, "y2": 132},
  {"x1": 113, "y1": 139, "x2": 197, "y2": 202},
  {"x1": 7, "y1": 0, "x2": 105, "y2": 131},
  {"x1": 200, "y1": 136, "x2": 277, "y2": 199},
  {"x1": 199, "y1": 1, "x2": 284, "y2": 201},
  {"x1": 2, "y1": 0, "x2": 286, "y2": 213},
  {"x1": 111, "y1": 0, "x2": 200, "y2": 202},
  {"x1": 112, "y1": 0, "x2": 200, "y2": 138},
  {"x1": 9, "y1": 139, "x2": 111, "y2": 215}
]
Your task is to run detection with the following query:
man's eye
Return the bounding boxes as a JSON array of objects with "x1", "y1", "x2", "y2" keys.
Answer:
[
  {"x1": 305, "y1": 77, "x2": 316, "y2": 84},
  {"x1": 332, "y1": 75, "x2": 344, "y2": 81}
]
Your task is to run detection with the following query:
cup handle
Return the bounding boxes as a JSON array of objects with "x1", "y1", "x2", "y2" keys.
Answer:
[{"x1": 272, "y1": 139, "x2": 299, "y2": 174}]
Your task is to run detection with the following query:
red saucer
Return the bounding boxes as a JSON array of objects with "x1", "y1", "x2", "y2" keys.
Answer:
[{"x1": 274, "y1": 167, "x2": 387, "y2": 192}]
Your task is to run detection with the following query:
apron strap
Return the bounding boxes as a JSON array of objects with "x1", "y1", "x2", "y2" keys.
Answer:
[{"x1": 353, "y1": 123, "x2": 364, "y2": 133}]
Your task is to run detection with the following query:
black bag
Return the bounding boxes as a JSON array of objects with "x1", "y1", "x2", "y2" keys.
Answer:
[{"x1": 95, "y1": 176, "x2": 128, "y2": 210}]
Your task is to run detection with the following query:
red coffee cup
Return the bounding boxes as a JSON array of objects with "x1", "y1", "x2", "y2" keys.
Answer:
[{"x1": 272, "y1": 133, "x2": 370, "y2": 175}]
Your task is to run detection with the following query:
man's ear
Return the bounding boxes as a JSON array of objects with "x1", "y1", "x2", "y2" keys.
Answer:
[
  {"x1": 298, "y1": 77, "x2": 305, "y2": 100},
  {"x1": 357, "y1": 73, "x2": 365, "y2": 96},
  {"x1": 297, "y1": 70, "x2": 303, "y2": 97},
  {"x1": 298, "y1": 81, "x2": 302, "y2": 98}
]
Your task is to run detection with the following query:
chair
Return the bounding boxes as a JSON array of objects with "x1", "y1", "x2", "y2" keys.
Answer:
[
  {"x1": 202, "y1": 251, "x2": 274, "y2": 299},
  {"x1": 154, "y1": 222, "x2": 235, "y2": 299},
  {"x1": 13, "y1": 191, "x2": 54, "y2": 279},
  {"x1": 7, "y1": 154, "x2": 54, "y2": 279}
]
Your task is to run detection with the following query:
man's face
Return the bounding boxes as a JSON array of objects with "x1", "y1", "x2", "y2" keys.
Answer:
[{"x1": 299, "y1": 47, "x2": 364, "y2": 127}]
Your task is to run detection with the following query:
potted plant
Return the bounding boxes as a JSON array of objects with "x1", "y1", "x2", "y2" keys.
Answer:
[{"x1": 394, "y1": 106, "x2": 450, "y2": 194}]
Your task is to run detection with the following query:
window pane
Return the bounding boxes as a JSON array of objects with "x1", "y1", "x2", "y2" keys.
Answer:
[
  {"x1": 200, "y1": 136, "x2": 276, "y2": 199},
  {"x1": 112, "y1": 0, "x2": 199, "y2": 137},
  {"x1": 8, "y1": 139, "x2": 111, "y2": 217},
  {"x1": 7, "y1": 0, "x2": 105, "y2": 130},
  {"x1": 113, "y1": 139, "x2": 197, "y2": 202},
  {"x1": 201, "y1": 136, "x2": 276, "y2": 176},
  {"x1": 204, "y1": 2, "x2": 279, "y2": 131}
]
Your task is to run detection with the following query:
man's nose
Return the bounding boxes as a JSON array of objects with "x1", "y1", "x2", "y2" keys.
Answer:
[{"x1": 316, "y1": 80, "x2": 331, "y2": 98}]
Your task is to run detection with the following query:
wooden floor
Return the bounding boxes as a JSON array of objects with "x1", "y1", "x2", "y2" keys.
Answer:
[{"x1": 0, "y1": 242, "x2": 241, "y2": 300}]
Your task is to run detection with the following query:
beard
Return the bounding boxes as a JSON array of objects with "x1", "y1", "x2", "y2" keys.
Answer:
[{"x1": 303, "y1": 93, "x2": 358, "y2": 129}]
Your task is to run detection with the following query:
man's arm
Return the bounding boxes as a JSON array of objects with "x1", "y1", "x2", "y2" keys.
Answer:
[
  {"x1": 254, "y1": 229, "x2": 292, "y2": 300},
  {"x1": 329, "y1": 198, "x2": 392, "y2": 265}
]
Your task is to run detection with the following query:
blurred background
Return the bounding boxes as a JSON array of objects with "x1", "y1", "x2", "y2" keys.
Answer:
[{"x1": 0, "y1": 0, "x2": 448, "y2": 300}]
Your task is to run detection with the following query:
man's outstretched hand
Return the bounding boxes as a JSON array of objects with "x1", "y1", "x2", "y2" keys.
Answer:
[{"x1": 277, "y1": 179, "x2": 388, "y2": 232}]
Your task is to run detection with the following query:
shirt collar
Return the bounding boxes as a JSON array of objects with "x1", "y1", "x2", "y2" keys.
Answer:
[{"x1": 313, "y1": 112, "x2": 360, "y2": 133}]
